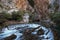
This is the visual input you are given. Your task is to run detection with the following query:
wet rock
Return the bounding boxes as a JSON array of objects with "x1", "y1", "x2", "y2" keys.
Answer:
[
  {"x1": 37, "y1": 28, "x2": 44, "y2": 35},
  {"x1": 4, "y1": 34, "x2": 16, "y2": 40},
  {"x1": 23, "y1": 29, "x2": 38, "y2": 40}
]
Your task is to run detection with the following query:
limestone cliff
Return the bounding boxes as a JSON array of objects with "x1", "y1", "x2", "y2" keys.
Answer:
[
  {"x1": 14, "y1": 0, "x2": 34, "y2": 12},
  {"x1": 0, "y1": 0, "x2": 16, "y2": 12},
  {"x1": 0, "y1": 0, "x2": 34, "y2": 12},
  {"x1": 0, "y1": 0, "x2": 57, "y2": 13},
  {"x1": 14, "y1": 0, "x2": 28, "y2": 10}
]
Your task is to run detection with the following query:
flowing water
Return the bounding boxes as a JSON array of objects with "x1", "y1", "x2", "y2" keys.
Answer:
[{"x1": 0, "y1": 24, "x2": 54, "y2": 40}]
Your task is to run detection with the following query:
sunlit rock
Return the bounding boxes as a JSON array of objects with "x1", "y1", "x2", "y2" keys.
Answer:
[
  {"x1": 7, "y1": 9, "x2": 18, "y2": 13},
  {"x1": 23, "y1": 13, "x2": 29, "y2": 23}
]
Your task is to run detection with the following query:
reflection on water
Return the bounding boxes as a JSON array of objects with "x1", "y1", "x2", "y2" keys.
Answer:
[{"x1": 0, "y1": 24, "x2": 54, "y2": 40}]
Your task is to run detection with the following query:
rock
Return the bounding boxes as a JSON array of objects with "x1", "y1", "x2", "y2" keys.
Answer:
[
  {"x1": 37, "y1": 28, "x2": 44, "y2": 35},
  {"x1": 23, "y1": 13, "x2": 29, "y2": 23},
  {"x1": 4, "y1": 34, "x2": 16, "y2": 40}
]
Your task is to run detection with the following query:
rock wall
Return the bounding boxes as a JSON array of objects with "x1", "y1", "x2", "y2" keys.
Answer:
[
  {"x1": 14, "y1": 0, "x2": 28, "y2": 10},
  {"x1": 34, "y1": 0, "x2": 49, "y2": 17},
  {"x1": 0, "y1": 0, "x2": 34, "y2": 12}
]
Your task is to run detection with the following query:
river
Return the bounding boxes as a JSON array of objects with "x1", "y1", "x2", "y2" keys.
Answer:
[{"x1": 0, "y1": 24, "x2": 54, "y2": 40}]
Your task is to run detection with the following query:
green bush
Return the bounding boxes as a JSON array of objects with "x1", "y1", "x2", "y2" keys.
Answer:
[
  {"x1": 0, "y1": 11, "x2": 12, "y2": 20},
  {"x1": 0, "y1": 12, "x2": 7, "y2": 24},
  {"x1": 50, "y1": 12, "x2": 60, "y2": 23},
  {"x1": 12, "y1": 10, "x2": 31, "y2": 21},
  {"x1": 50, "y1": 12, "x2": 60, "y2": 31},
  {"x1": 3, "y1": 13, "x2": 12, "y2": 20},
  {"x1": 12, "y1": 11, "x2": 23, "y2": 21}
]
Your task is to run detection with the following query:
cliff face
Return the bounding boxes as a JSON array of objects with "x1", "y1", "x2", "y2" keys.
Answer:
[
  {"x1": 14, "y1": 0, "x2": 28, "y2": 10},
  {"x1": 0, "y1": 0, "x2": 34, "y2": 12},
  {"x1": 14, "y1": 0, "x2": 34, "y2": 12},
  {"x1": 0, "y1": 0, "x2": 59, "y2": 12},
  {"x1": 0, "y1": 0, "x2": 16, "y2": 12},
  {"x1": 0, "y1": 0, "x2": 27, "y2": 10},
  {"x1": 0, "y1": 0, "x2": 15, "y2": 9}
]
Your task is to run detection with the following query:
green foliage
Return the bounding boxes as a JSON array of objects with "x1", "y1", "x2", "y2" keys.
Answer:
[
  {"x1": 0, "y1": 10, "x2": 31, "y2": 29},
  {"x1": 0, "y1": 11, "x2": 12, "y2": 20},
  {"x1": 29, "y1": 13, "x2": 35, "y2": 21},
  {"x1": 50, "y1": 0, "x2": 60, "y2": 36},
  {"x1": 0, "y1": 18, "x2": 7, "y2": 24},
  {"x1": 0, "y1": 10, "x2": 30, "y2": 22},
  {"x1": 0, "y1": 3, "x2": 3, "y2": 8},
  {"x1": 50, "y1": 12, "x2": 60, "y2": 22},
  {"x1": 0, "y1": 12, "x2": 7, "y2": 24},
  {"x1": 29, "y1": 13, "x2": 39, "y2": 22},
  {"x1": 12, "y1": 11, "x2": 24, "y2": 21},
  {"x1": 12, "y1": 10, "x2": 31, "y2": 21},
  {"x1": 50, "y1": 12, "x2": 60, "y2": 31},
  {"x1": 53, "y1": 0, "x2": 59, "y2": 12},
  {"x1": 49, "y1": 0, "x2": 60, "y2": 27}
]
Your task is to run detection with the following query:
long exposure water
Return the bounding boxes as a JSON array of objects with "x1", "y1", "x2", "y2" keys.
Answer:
[{"x1": 0, "y1": 24, "x2": 54, "y2": 40}]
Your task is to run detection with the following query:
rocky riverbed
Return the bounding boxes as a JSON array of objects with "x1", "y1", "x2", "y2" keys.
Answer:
[{"x1": 0, "y1": 24, "x2": 54, "y2": 40}]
